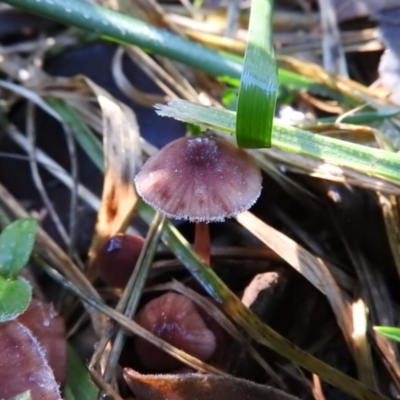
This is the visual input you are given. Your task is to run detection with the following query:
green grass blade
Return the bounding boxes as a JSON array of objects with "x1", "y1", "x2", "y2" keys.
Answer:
[
  {"x1": 277, "y1": 69, "x2": 358, "y2": 105},
  {"x1": 65, "y1": 345, "x2": 98, "y2": 400},
  {"x1": 317, "y1": 109, "x2": 400, "y2": 124},
  {"x1": 374, "y1": 326, "x2": 400, "y2": 344},
  {"x1": 236, "y1": 0, "x2": 278, "y2": 148},
  {"x1": 155, "y1": 99, "x2": 400, "y2": 182}
]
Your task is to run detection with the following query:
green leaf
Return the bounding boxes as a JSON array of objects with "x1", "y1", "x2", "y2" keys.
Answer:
[
  {"x1": 374, "y1": 326, "x2": 400, "y2": 343},
  {"x1": 0, "y1": 277, "x2": 32, "y2": 322},
  {"x1": 221, "y1": 88, "x2": 238, "y2": 110},
  {"x1": 236, "y1": 0, "x2": 278, "y2": 148},
  {"x1": 65, "y1": 345, "x2": 98, "y2": 400},
  {"x1": 317, "y1": 109, "x2": 400, "y2": 125},
  {"x1": 277, "y1": 69, "x2": 357, "y2": 106},
  {"x1": 0, "y1": 218, "x2": 38, "y2": 279},
  {"x1": 63, "y1": 386, "x2": 75, "y2": 400}
]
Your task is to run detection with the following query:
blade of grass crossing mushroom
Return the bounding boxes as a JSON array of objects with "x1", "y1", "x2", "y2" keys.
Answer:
[
  {"x1": 102, "y1": 213, "x2": 166, "y2": 383},
  {"x1": 38, "y1": 260, "x2": 225, "y2": 375},
  {"x1": 155, "y1": 99, "x2": 400, "y2": 183},
  {"x1": 138, "y1": 203, "x2": 389, "y2": 400},
  {"x1": 236, "y1": 0, "x2": 278, "y2": 148}
]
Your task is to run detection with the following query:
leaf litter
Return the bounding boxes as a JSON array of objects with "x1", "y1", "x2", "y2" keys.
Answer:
[{"x1": 0, "y1": 1, "x2": 400, "y2": 400}]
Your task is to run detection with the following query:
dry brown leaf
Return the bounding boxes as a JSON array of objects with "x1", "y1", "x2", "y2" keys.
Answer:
[
  {"x1": 124, "y1": 370, "x2": 300, "y2": 400},
  {"x1": 85, "y1": 80, "x2": 142, "y2": 267}
]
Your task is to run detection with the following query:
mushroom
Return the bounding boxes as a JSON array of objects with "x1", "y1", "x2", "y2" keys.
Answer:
[
  {"x1": 134, "y1": 135, "x2": 262, "y2": 264},
  {"x1": 135, "y1": 292, "x2": 217, "y2": 370},
  {"x1": 96, "y1": 233, "x2": 145, "y2": 288},
  {"x1": 0, "y1": 321, "x2": 62, "y2": 400},
  {"x1": 17, "y1": 299, "x2": 66, "y2": 384}
]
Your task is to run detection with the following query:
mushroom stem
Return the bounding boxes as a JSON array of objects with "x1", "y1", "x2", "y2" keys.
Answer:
[{"x1": 194, "y1": 222, "x2": 210, "y2": 266}]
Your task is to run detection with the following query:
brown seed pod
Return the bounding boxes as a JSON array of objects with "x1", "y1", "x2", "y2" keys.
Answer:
[
  {"x1": 135, "y1": 293, "x2": 217, "y2": 370},
  {"x1": 134, "y1": 136, "x2": 262, "y2": 222},
  {"x1": 96, "y1": 234, "x2": 145, "y2": 288}
]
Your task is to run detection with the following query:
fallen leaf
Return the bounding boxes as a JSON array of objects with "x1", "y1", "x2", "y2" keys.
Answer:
[
  {"x1": 124, "y1": 369, "x2": 299, "y2": 400},
  {"x1": 85, "y1": 79, "x2": 142, "y2": 267}
]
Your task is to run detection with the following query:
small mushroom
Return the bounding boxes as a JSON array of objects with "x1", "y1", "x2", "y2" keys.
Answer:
[
  {"x1": 134, "y1": 135, "x2": 262, "y2": 223},
  {"x1": 0, "y1": 321, "x2": 62, "y2": 400},
  {"x1": 135, "y1": 293, "x2": 217, "y2": 370},
  {"x1": 17, "y1": 299, "x2": 66, "y2": 384},
  {"x1": 96, "y1": 233, "x2": 145, "y2": 288},
  {"x1": 134, "y1": 135, "x2": 262, "y2": 264}
]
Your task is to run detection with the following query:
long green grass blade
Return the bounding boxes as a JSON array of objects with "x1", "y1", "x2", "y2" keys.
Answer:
[
  {"x1": 317, "y1": 109, "x2": 400, "y2": 124},
  {"x1": 374, "y1": 326, "x2": 400, "y2": 344},
  {"x1": 65, "y1": 345, "x2": 98, "y2": 400},
  {"x1": 155, "y1": 99, "x2": 400, "y2": 182},
  {"x1": 236, "y1": 0, "x2": 278, "y2": 148}
]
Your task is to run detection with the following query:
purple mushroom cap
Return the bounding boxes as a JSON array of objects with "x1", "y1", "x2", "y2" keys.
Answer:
[{"x1": 134, "y1": 136, "x2": 262, "y2": 222}]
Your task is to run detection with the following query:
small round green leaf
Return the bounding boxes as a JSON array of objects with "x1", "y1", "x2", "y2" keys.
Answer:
[
  {"x1": 0, "y1": 277, "x2": 32, "y2": 322},
  {"x1": 0, "y1": 218, "x2": 38, "y2": 279}
]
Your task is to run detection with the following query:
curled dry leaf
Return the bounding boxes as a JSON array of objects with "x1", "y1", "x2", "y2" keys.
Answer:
[
  {"x1": 86, "y1": 80, "x2": 142, "y2": 267},
  {"x1": 0, "y1": 321, "x2": 61, "y2": 400},
  {"x1": 124, "y1": 370, "x2": 300, "y2": 400},
  {"x1": 17, "y1": 299, "x2": 67, "y2": 384}
]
